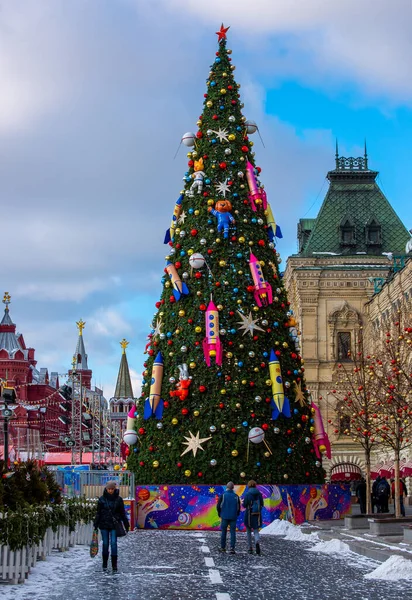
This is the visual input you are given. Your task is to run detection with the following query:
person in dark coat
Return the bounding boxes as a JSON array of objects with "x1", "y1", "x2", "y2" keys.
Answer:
[
  {"x1": 243, "y1": 480, "x2": 264, "y2": 555},
  {"x1": 372, "y1": 476, "x2": 381, "y2": 513},
  {"x1": 217, "y1": 481, "x2": 241, "y2": 553},
  {"x1": 375, "y1": 476, "x2": 390, "y2": 513},
  {"x1": 355, "y1": 478, "x2": 367, "y2": 514},
  {"x1": 93, "y1": 480, "x2": 129, "y2": 572}
]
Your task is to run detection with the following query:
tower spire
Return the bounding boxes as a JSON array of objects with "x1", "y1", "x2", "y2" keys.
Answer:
[
  {"x1": 114, "y1": 339, "x2": 134, "y2": 399},
  {"x1": 335, "y1": 139, "x2": 339, "y2": 169},
  {"x1": 70, "y1": 319, "x2": 92, "y2": 389},
  {"x1": 364, "y1": 139, "x2": 368, "y2": 169}
]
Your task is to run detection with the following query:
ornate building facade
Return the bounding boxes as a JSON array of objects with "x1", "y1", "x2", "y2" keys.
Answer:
[{"x1": 284, "y1": 150, "x2": 410, "y2": 481}]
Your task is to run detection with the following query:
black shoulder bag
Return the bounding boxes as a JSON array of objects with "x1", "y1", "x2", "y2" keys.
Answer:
[{"x1": 105, "y1": 499, "x2": 127, "y2": 537}]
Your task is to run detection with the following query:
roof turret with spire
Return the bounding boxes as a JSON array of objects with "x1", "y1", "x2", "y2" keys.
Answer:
[
  {"x1": 70, "y1": 319, "x2": 92, "y2": 389},
  {"x1": 297, "y1": 145, "x2": 409, "y2": 256},
  {"x1": 110, "y1": 339, "x2": 135, "y2": 421}
]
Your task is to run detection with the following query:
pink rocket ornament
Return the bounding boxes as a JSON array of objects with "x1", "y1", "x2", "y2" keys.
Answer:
[
  {"x1": 311, "y1": 402, "x2": 332, "y2": 460},
  {"x1": 248, "y1": 252, "x2": 273, "y2": 307},
  {"x1": 202, "y1": 298, "x2": 223, "y2": 366},
  {"x1": 246, "y1": 161, "x2": 267, "y2": 212}
]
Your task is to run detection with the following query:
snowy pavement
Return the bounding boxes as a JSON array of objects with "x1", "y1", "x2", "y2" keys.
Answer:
[{"x1": 2, "y1": 523, "x2": 412, "y2": 600}]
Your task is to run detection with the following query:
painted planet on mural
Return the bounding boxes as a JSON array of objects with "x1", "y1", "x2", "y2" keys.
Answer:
[
  {"x1": 178, "y1": 512, "x2": 193, "y2": 526},
  {"x1": 138, "y1": 488, "x2": 150, "y2": 502}
]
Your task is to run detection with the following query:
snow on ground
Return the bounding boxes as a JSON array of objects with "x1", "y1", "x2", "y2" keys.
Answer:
[
  {"x1": 364, "y1": 555, "x2": 412, "y2": 581},
  {"x1": 2, "y1": 546, "x2": 94, "y2": 600},
  {"x1": 308, "y1": 538, "x2": 351, "y2": 556}
]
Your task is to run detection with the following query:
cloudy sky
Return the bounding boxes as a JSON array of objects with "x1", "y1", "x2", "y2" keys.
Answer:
[{"x1": 2, "y1": 0, "x2": 411, "y2": 399}]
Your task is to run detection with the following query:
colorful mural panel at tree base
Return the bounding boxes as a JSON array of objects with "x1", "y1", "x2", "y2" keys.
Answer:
[{"x1": 135, "y1": 484, "x2": 351, "y2": 530}]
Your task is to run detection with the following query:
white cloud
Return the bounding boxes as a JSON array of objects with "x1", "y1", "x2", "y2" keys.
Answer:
[{"x1": 88, "y1": 308, "x2": 133, "y2": 338}]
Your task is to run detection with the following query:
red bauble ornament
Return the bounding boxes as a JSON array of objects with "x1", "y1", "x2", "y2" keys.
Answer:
[
  {"x1": 181, "y1": 408, "x2": 189, "y2": 415},
  {"x1": 229, "y1": 311, "x2": 235, "y2": 316},
  {"x1": 256, "y1": 166, "x2": 262, "y2": 174},
  {"x1": 215, "y1": 281, "x2": 221, "y2": 287},
  {"x1": 247, "y1": 285, "x2": 255, "y2": 293},
  {"x1": 125, "y1": 447, "x2": 130, "y2": 456},
  {"x1": 199, "y1": 385, "x2": 206, "y2": 393},
  {"x1": 138, "y1": 428, "x2": 146, "y2": 435},
  {"x1": 265, "y1": 397, "x2": 271, "y2": 404},
  {"x1": 170, "y1": 296, "x2": 176, "y2": 303},
  {"x1": 258, "y1": 240, "x2": 265, "y2": 247},
  {"x1": 148, "y1": 349, "x2": 154, "y2": 356},
  {"x1": 177, "y1": 462, "x2": 182, "y2": 468},
  {"x1": 188, "y1": 160, "x2": 194, "y2": 167},
  {"x1": 175, "y1": 261, "x2": 181, "y2": 268},
  {"x1": 219, "y1": 403, "x2": 225, "y2": 409},
  {"x1": 212, "y1": 114, "x2": 218, "y2": 120},
  {"x1": 251, "y1": 413, "x2": 256, "y2": 418},
  {"x1": 227, "y1": 85, "x2": 233, "y2": 90},
  {"x1": 163, "y1": 401, "x2": 169, "y2": 409},
  {"x1": 231, "y1": 427, "x2": 237, "y2": 433},
  {"x1": 155, "y1": 301, "x2": 161, "y2": 308},
  {"x1": 231, "y1": 100, "x2": 237, "y2": 105},
  {"x1": 195, "y1": 272, "x2": 202, "y2": 279},
  {"x1": 198, "y1": 472, "x2": 203, "y2": 478},
  {"x1": 149, "y1": 445, "x2": 154, "y2": 452},
  {"x1": 139, "y1": 461, "x2": 145, "y2": 466},
  {"x1": 249, "y1": 381, "x2": 255, "y2": 387},
  {"x1": 207, "y1": 249, "x2": 213, "y2": 255},
  {"x1": 188, "y1": 318, "x2": 193, "y2": 324},
  {"x1": 167, "y1": 340, "x2": 173, "y2": 346},
  {"x1": 241, "y1": 145, "x2": 249, "y2": 152},
  {"x1": 219, "y1": 162, "x2": 227, "y2": 169},
  {"x1": 196, "y1": 131, "x2": 203, "y2": 138},
  {"x1": 262, "y1": 423, "x2": 269, "y2": 431},
  {"x1": 175, "y1": 243, "x2": 181, "y2": 249},
  {"x1": 231, "y1": 236, "x2": 237, "y2": 242}
]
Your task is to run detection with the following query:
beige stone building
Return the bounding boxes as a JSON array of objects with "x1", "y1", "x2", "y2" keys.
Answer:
[{"x1": 284, "y1": 150, "x2": 410, "y2": 481}]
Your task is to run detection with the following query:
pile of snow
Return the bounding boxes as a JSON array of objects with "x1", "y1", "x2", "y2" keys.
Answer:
[
  {"x1": 364, "y1": 555, "x2": 412, "y2": 581},
  {"x1": 308, "y1": 538, "x2": 351, "y2": 555},
  {"x1": 260, "y1": 519, "x2": 296, "y2": 536},
  {"x1": 260, "y1": 519, "x2": 318, "y2": 542}
]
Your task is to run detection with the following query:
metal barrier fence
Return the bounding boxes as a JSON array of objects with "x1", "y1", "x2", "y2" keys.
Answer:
[{"x1": 55, "y1": 469, "x2": 135, "y2": 499}]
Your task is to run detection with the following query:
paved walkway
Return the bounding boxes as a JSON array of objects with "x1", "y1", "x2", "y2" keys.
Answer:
[{"x1": 3, "y1": 529, "x2": 412, "y2": 600}]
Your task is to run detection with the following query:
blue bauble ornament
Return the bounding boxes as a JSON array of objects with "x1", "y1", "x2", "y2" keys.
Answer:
[
  {"x1": 205, "y1": 178, "x2": 211, "y2": 185},
  {"x1": 256, "y1": 462, "x2": 261, "y2": 467},
  {"x1": 219, "y1": 105, "x2": 225, "y2": 110},
  {"x1": 274, "y1": 322, "x2": 279, "y2": 327},
  {"x1": 294, "y1": 369, "x2": 298, "y2": 375},
  {"x1": 236, "y1": 126, "x2": 242, "y2": 131},
  {"x1": 167, "y1": 332, "x2": 172, "y2": 338},
  {"x1": 230, "y1": 328, "x2": 236, "y2": 334},
  {"x1": 231, "y1": 160, "x2": 237, "y2": 166},
  {"x1": 233, "y1": 288, "x2": 238, "y2": 293},
  {"x1": 210, "y1": 81, "x2": 216, "y2": 86},
  {"x1": 233, "y1": 193, "x2": 239, "y2": 198},
  {"x1": 242, "y1": 421, "x2": 248, "y2": 427},
  {"x1": 180, "y1": 250, "x2": 186, "y2": 256},
  {"x1": 287, "y1": 448, "x2": 293, "y2": 454},
  {"x1": 238, "y1": 361, "x2": 243, "y2": 367},
  {"x1": 215, "y1": 57, "x2": 221, "y2": 63},
  {"x1": 294, "y1": 408, "x2": 299, "y2": 415},
  {"x1": 263, "y1": 351, "x2": 268, "y2": 357},
  {"x1": 188, "y1": 208, "x2": 194, "y2": 214}
]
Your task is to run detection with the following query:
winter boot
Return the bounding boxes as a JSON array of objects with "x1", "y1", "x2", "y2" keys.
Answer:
[
  {"x1": 255, "y1": 543, "x2": 261, "y2": 555},
  {"x1": 102, "y1": 554, "x2": 109, "y2": 571},
  {"x1": 111, "y1": 555, "x2": 118, "y2": 573}
]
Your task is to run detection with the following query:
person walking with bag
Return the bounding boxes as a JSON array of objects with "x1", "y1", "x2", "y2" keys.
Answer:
[
  {"x1": 217, "y1": 481, "x2": 241, "y2": 554},
  {"x1": 93, "y1": 480, "x2": 129, "y2": 572},
  {"x1": 243, "y1": 480, "x2": 264, "y2": 555}
]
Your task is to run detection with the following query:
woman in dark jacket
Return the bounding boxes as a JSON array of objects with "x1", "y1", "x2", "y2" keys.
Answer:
[
  {"x1": 93, "y1": 480, "x2": 129, "y2": 572},
  {"x1": 243, "y1": 480, "x2": 264, "y2": 555}
]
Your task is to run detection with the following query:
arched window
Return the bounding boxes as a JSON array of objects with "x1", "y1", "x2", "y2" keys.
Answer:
[{"x1": 337, "y1": 332, "x2": 351, "y2": 360}]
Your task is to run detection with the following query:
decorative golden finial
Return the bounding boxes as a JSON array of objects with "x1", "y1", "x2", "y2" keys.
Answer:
[
  {"x1": 120, "y1": 339, "x2": 129, "y2": 354},
  {"x1": 3, "y1": 292, "x2": 11, "y2": 309},
  {"x1": 76, "y1": 319, "x2": 86, "y2": 336}
]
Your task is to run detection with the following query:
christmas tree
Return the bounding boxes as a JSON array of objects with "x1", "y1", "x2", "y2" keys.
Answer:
[{"x1": 126, "y1": 26, "x2": 327, "y2": 485}]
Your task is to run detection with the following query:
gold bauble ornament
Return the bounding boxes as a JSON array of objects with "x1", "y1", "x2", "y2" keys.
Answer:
[
  {"x1": 254, "y1": 367, "x2": 259, "y2": 373},
  {"x1": 187, "y1": 152, "x2": 192, "y2": 158},
  {"x1": 194, "y1": 210, "x2": 200, "y2": 216},
  {"x1": 172, "y1": 418, "x2": 178, "y2": 425},
  {"x1": 189, "y1": 362, "x2": 196, "y2": 369},
  {"x1": 196, "y1": 291, "x2": 202, "y2": 297},
  {"x1": 228, "y1": 133, "x2": 236, "y2": 141},
  {"x1": 196, "y1": 120, "x2": 201, "y2": 126},
  {"x1": 168, "y1": 352, "x2": 174, "y2": 357},
  {"x1": 165, "y1": 281, "x2": 171, "y2": 288},
  {"x1": 226, "y1": 352, "x2": 233, "y2": 359},
  {"x1": 220, "y1": 88, "x2": 227, "y2": 94},
  {"x1": 217, "y1": 304, "x2": 223, "y2": 311},
  {"x1": 282, "y1": 342, "x2": 288, "y2": 348},
  {"x1": 237, "y1": 299, "x2": 242, "y2": 305},
  {"x1": 153, "y1": 460, "x2": 159, "y2": 468},
  {"x1": 175, "y1": 329, "x2": 180, "y2": 335},
  {"x1": 184, "y1": 470, "x2": 191, "y2": 477},
  {"x1": 264, "y1": 452, "x2": 270, "y2": 458},
  {"x1": 266, "y1": 379, "x2": 272, "y2": 386},
  {"x1": 207, "y1": 199, "x2": 215, "y2": 206},
  {"x1": 215, "y1": 238, "x2": 221, "y2": 244},
  {"x1": 179, "y1": 310, "x2": 185, "y2": 317},
  {"x1": 310, "y1": 426, "x2": 315, "y2": 433},
  {"x1": 222, "y1": 72, "x2": 227, "y2": 77},
  {"x1": 193, "y1": 410, "x2": 200, "y2": 417},
  {"x1": 206, "y1": 100, "x2": 213, "y2": 108},
  {"x1": 248, "y1": 241, "x2": 254, "y2": 246},
  {"x1": 236, "y1": 403, "x2": 241, "y2": 408},
  {"x1": 238, "y1": 270, "x2": 243, "y2": 275},
  {"x1": 253, "y1": 306, "x2": 259, "y2": 312},
  {"x1": 250, "y1": 141, "x2": 254, "y2": 147},
  {"x1": 283, "y1": 474, "x2": 289, "y2": 480},
  {"x1": 221, "y1": 423, "x2": 226, "y2": 429},
  {"x1": 238, "y1": 236, "x2": 245, "y2": 243},
  {"x1": 195, "y1": 326, "x2": 202, "y2": 333},
  {"x1": 241, "y1": 379, "x2": 247, "y2": 385},
  {"x1": 219, "y1": 260, "x2": 226, "y2": 267},
  {"x1": 231, "y1": 450, "x2": 239, "y2": 457},
  {"x1": 187, "y1": 249, "x2": 194, "y2": 256},
  {"x1": 240, "y1": 471, "x2": 246, "y2": 478},
  {"x1": 239, "y1": 344, "x2": 244, "y2": 349}
]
